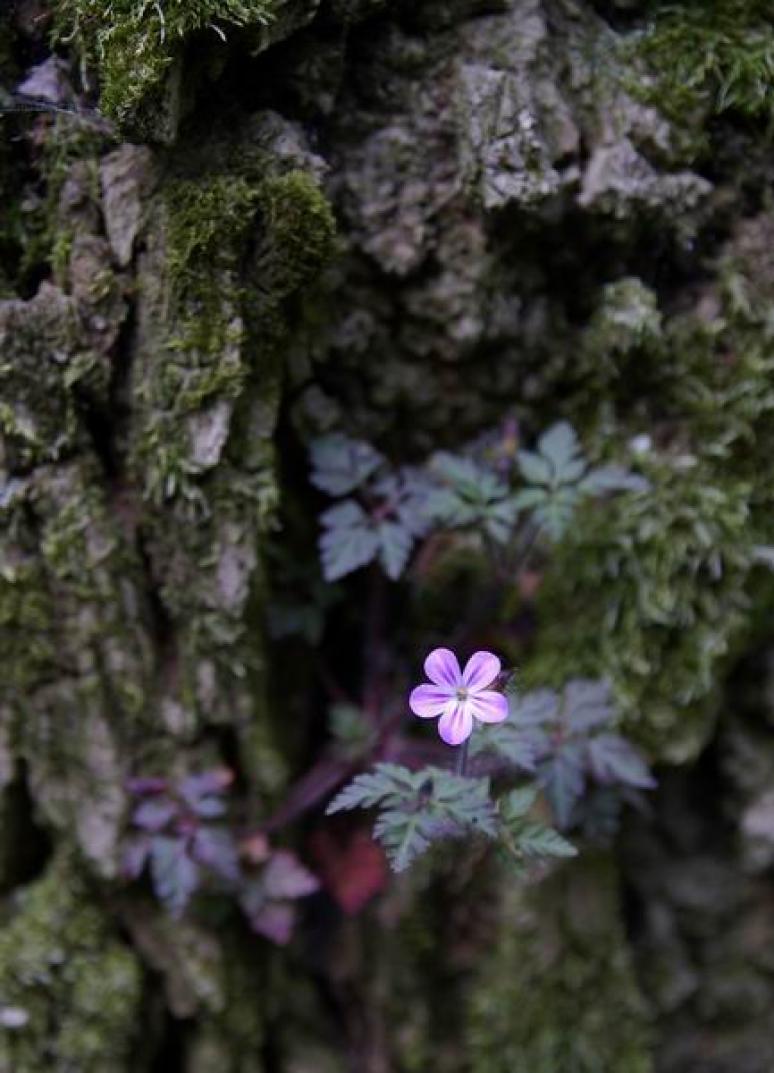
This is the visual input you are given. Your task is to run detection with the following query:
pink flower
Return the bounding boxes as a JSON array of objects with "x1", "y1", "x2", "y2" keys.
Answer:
[{"x1": 409, "y1": 648, "x2": 509, "y2": 746}]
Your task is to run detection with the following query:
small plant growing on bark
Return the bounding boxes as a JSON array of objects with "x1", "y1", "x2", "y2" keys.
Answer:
[{"x1": 122, "y1": 770, "x2": 319, "y2": 940}]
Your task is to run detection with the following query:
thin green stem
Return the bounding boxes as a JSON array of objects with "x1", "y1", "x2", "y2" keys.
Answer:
[{"x1": 455, "y1": 738, "x2": 470, "y2": 777}]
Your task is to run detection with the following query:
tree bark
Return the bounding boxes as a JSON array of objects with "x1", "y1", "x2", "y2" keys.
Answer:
[{"x1": 2, "y1": 1, "x2": 774, "y2": 1071}]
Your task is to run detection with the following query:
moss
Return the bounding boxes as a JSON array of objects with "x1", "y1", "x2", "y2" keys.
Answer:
[
  {"x1": 632, "y1": 0, "x2": 774, "y2": 126},
  {"x1": 466, "y1": 856, "x2": 653, "y2": 1073},
  {"x1": 255, "y1": 171, "x2": 338, "y2": 300},
  {"x1": 131, "y1": 174, "x2": 260, "y2": 503},
  {"x1": 0, "y1": 854, "x2": 142, "y2": 1073},
  {"x1": 55, "y1": 0, "x2": 274, "y2": 140}
]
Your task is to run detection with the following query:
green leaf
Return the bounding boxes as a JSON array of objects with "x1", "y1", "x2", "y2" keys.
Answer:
[
  {"x1": 310, "y1": 434, "x2": 384, "y2": 496},
  {"x1": 500, "y1": 785, "x2": 540, "y2": 820},
  {"x1": 517, "y1": 822, "x2": 577, "y2": 859},
  {"x1": 319, "y1": 499, "x2": 380, "y2": 581},
  {"x1": 471, "y1": 721, "x2": 545, "y2": 772},
  {"x1": 537, "y1": 422, "x2": 584, "y2": 482},
  {"x1": 579, "y1": 464, "x2": 649, "y2": 494},
  {"x1": 516, "y1": 449, "x2": 553, "y2": 485},
  {"x1": 376, "y1": 520, "x2": 414, "y2": 579},
  {"x1": 327, "y1": 765, "x2": 497, "y2": 872},
  {"x1": 326, "y1": 763, "x2": 422, "y2": 814}
]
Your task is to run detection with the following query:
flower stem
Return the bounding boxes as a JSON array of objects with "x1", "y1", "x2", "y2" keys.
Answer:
[{"x1": 455, "y1": 739, "x2": 469, "y2": 777}]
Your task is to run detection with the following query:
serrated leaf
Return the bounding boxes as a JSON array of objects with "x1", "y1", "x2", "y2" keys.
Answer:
[
  {"x1": 579, "y1": 464, "x2": 649, "y2": 494},
  {"x1": 310, "y1": 435, "x2": 384, "y2": 496},
  {"x1": 517, "y1": 822, "x2": 577, "y2": 859},
  {"x1": 326, "y1": 764, "x2": 421, "y2": 814},
  {"x1": 517, "y1": 449, "x2": 553, "y2": 485},
  {"x1": 319, "y1": 499, "x2": 380, "y2": 581},
  {"x1": 329, "y1": 766, "x2": 497, "y2": 873},
  {"x1": 500, "y1": 785, "x2": 539, "y2": 820},
  {"x1": 538, "y1": 745, "x2": 586, "y2": 829},
  {"x1": 586, "y1": 734, "x2": 656, "y2": 789},
  {"x1": 511, "y1": 486, "x2": 549, "y2": 511},
  {"x1": 376, "y1": 520, "x2": 414, "y2": 579},
  {"x1": 150, "y1": 836, "x2": 199, "y2": 916},
  {"x1": 374, "y1": 809, "x2": 432, "y2": 872},
  {"x1": 563, "y1": 679, "x2": 615, "y2": 733},
  {"x1": 471, "y1": 721, "x2": 544, "y2": 772},
  {"x1": 509, "y1": 689, "x2": 560, "y2": 726},
  {"x1": 537, "y1": 422, "x2": 582, "y2": 480},
  {"x1": 429, "y1": 771, "x2": 498, "y2": 836}
]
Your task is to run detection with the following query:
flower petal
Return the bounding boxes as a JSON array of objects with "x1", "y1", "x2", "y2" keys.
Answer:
[
  {"x1": 409, "y1": 683, "x2": 454, "y2": 719},
  {"x1": 468, "y1": 690, "x2": 509, "y2": 724},
  {"x1": 424, "y1": 648, "x2": 461, "y2": 688},
  {"x1": 438, "y1": 701, "x2": 474, "y2": 746},
  {"x1": 462, "y1": 651, "x2": 501, "y2": 691}
]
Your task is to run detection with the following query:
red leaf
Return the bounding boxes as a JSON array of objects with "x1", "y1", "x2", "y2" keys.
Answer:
[{"x1": 309, "y1": 826, "x2": 388, "y2": 915}]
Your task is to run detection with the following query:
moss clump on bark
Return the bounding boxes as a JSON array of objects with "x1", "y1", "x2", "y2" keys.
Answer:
[
  {"x1": 530, "y1": 459, "x2": 753, "y2": 759},
  {"x1": 55, "y1": 0, "x2": 274, "y2": 139},
  {"x1": 0, "y1": 855, "x2": 142, "y2": 1073},
  {"x1": 633, "y1": 0, "x2": 774, "y2": 125}
]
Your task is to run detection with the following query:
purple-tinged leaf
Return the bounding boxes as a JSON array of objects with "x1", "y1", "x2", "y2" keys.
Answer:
[
  {"x1": 249, "y1": 902, "x2": 297, "y2": 945},
  {"x1": 538, "y1": 745, "x2": 586, "y2": 829},
  {"x1": 563, "y1": 679, "x2": 615, "y2": 733},
  {"x1": 189, "y1": 796, "x2": 227, "y2": 819},
  {"x1": 150, "y1": 836, "x2": 199, "y2": 916},
  {"x1": 179, "y1": 768, "x2": 233, "y2": 808},
  {"x1": 191, "y1": 827, "x2": 241, "y2": 883},
  {"x1": 262, "y1": 850, "x2": 320, "y2": 901},
  {"x1": 126, "y1": 776, "x2": 168, "y2": 796},
  {"x1": 586, "y1": 734, "x2": 656, "y2": 789},
  {"x1": 133, "y1": 797, "x2": 177, "y2": 831},
  {"x1": 122, "y1": 834, "x2": 151, "y2": 879},
  {"x1": 509, "y1": 689, "x2": 559, "y2": 727}
]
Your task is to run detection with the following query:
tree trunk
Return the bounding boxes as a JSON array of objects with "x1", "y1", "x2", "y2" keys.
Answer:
[{"x1": 2, "y1": 1, "x2": 774, "y2": 1071}]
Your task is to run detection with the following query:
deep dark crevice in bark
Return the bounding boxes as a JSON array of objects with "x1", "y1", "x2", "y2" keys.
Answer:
[
  {"x1": 148, "y1": 1009, "x2": 189, "y2": 1073},
  {"x1": 0, "y1": 760, "x2": 52, "y2": 893},
  {"x1": 135, "y1": 524, "x2": 178, "y2": 689}
]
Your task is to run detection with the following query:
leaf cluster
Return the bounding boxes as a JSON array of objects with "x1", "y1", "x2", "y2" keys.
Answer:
[
  {"x1": 478, "y1": 680, "x2": 656, "y2": 828},
  {"x1": 122, "y1": 768, "x2": 239, "y2": 916},
  {"x1": 311, "y1": 423, "x2": 646, "y2": 582},
  {"x1": 513, "y1": 423, "x2": 648, "y2": 540},
  {"x1": 326, "y1": 763, "x2": 575, "y2": 873},
  {"x1": 238, "y1": 843, "x2": 320, "y2": 945},
  {"x1": 311, "y1": 434, "x2": 431, "y2": 581},
  {"x1": 123, "y1": 771, "x2": 320, "y2": 940}
]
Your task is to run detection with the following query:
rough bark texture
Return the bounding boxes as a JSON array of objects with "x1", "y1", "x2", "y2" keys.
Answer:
[{"x1": 2, "y1": 0, "x2": 774, "y2": 1070}]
